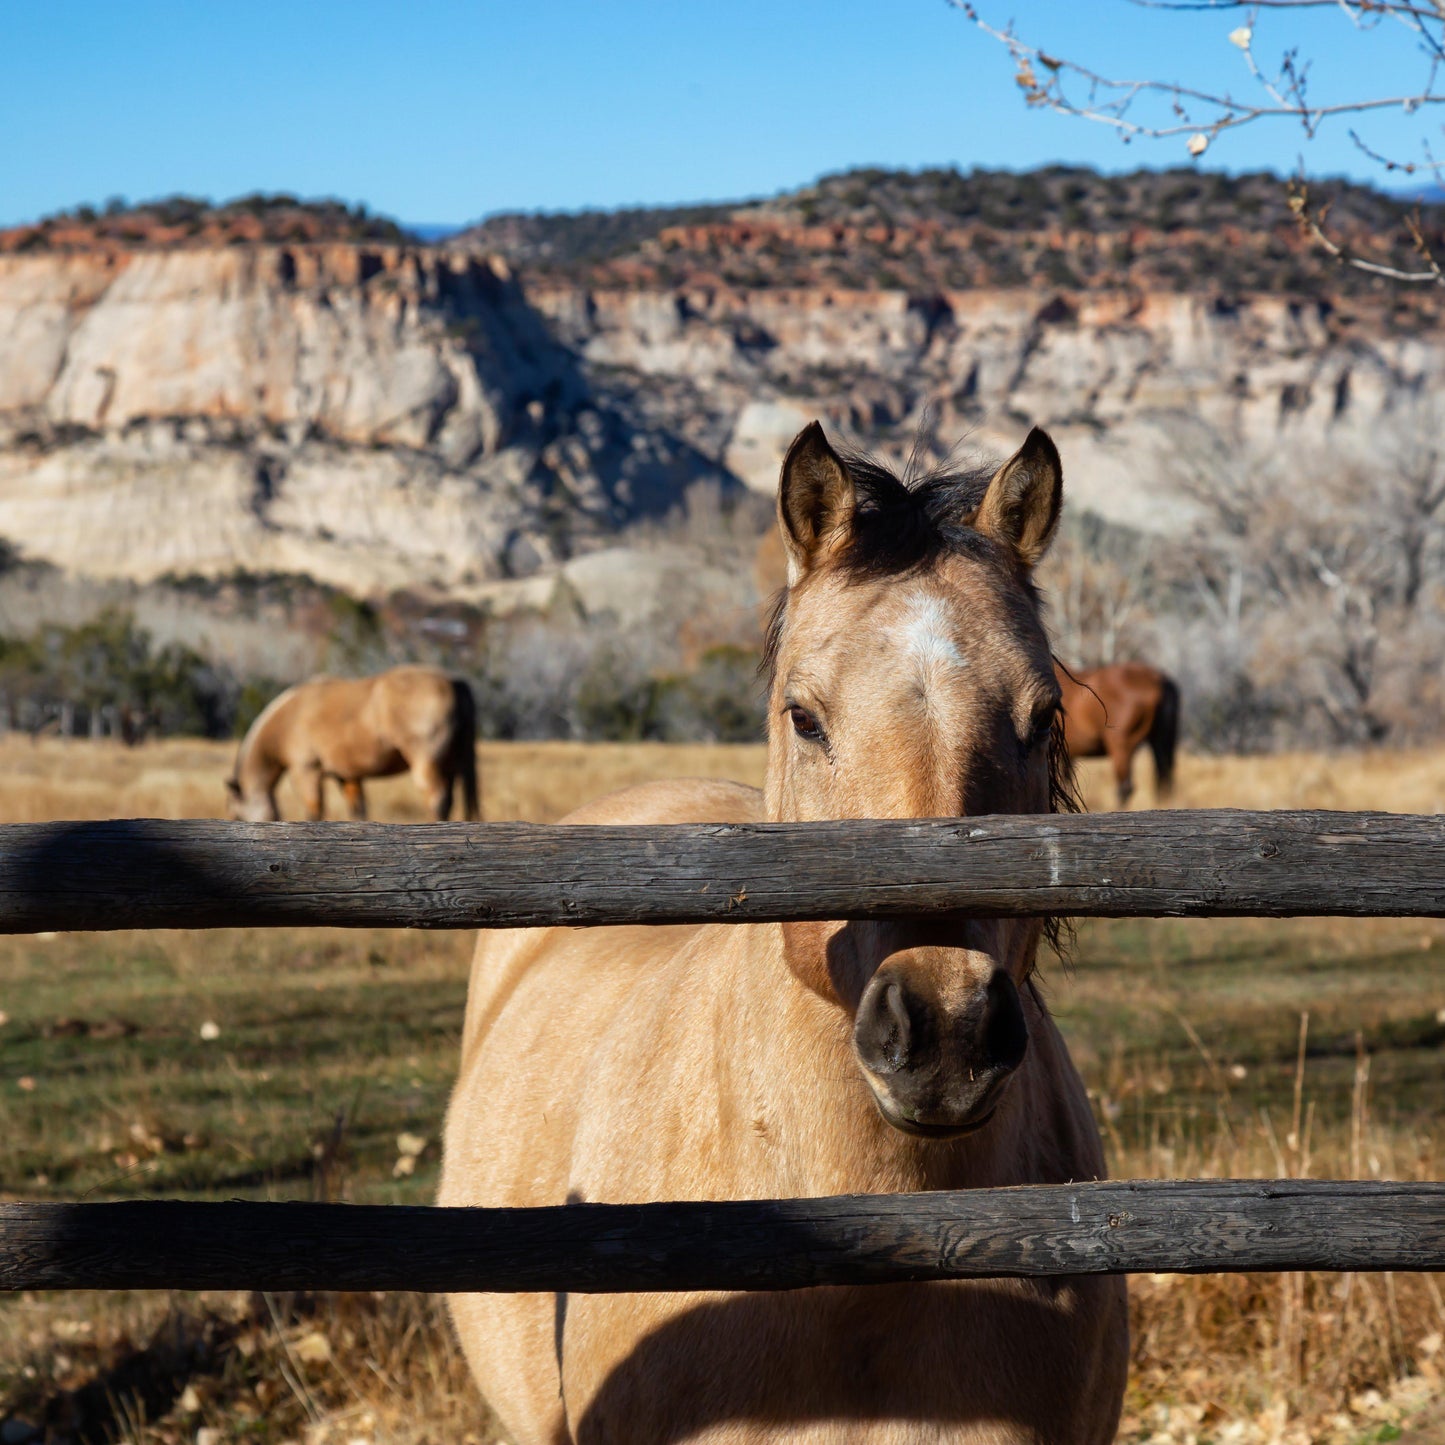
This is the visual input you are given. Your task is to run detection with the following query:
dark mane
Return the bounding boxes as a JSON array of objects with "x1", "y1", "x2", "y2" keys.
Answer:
[
  {"x1": 1042, "y1": 712, "x2": 1082, "y2": 962},
  {"x1": 832, "y1": 448, "x2": 999, "y2": 581},
  {"x1": 758, "y1": 443, "x2": 1080, "y2": 959}
]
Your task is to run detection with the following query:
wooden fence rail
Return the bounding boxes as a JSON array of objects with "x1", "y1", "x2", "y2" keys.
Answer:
[
  {"x1": 3, "y1": 811, "x2": 1444, "y2": 934},
  {"x1": 4, "y1": 1181, "x2": 1445, "y2": 1293},
  {"x1": 6, "y1": 812, "x2": 1445, "y2": 1294}
]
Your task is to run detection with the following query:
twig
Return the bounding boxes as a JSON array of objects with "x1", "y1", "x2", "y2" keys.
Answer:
[
  {"x1": 954, "y1": 2, "x2": 1445, "y2": 146},
  {"x1": 261, "y1": 1291, "x2": 325, "y2": 1427},
  {"x1": 957, "y1": 0, "x2": 1445, "y2": 285},
  {"x1": 1289, "y1": 177, "x2": 1445, "y2": 283}
]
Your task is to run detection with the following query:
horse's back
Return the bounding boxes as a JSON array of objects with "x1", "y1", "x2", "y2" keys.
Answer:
[
  {"x1": 1103, "y1": 660, "x2": 1168, "y2": 697},
  {"x1": 281, "y1": 666, "x2": 459, "y2": 776},
  {"x1": 1060, "y1": 660, "x2": 1169, "y2": 752},
  {"x1": 559, "y1": 776, "x2": 764, "y2": 826},
  {"x1": 368, "y1": 664, "x2": 458, "y2": 740}
]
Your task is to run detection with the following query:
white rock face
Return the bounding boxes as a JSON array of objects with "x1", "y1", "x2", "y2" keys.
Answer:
[
  {"x1": 530, "y1": 283, "x2": 1445, "y2": 535},
  {"x1": 0, "y1": 248, "x2": 508, "y2": 442},
  {"x1": 0, "y1": 245, "x2": 720, "y2": 593},
  {"x1": 4, "y1": 243, "x2": 1443, "y2": 612},
  {"x1": 725, "y1": 399, "x2": 818, "y2": 494}
]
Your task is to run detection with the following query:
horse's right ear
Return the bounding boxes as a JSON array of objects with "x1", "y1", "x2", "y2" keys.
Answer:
[
  {"x1": 973, "y1": 426, "x2": 1063, "y2": 569},
  {"x1": 778, "y1": 422, "x2": 855, "y2": 586}
]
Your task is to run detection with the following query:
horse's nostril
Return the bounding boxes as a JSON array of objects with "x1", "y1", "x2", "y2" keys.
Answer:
[
  {"x1": 857, "y1": 978, "x2": 914, "y2": 1074},
  {"x1": 984, "y1": 971, "x2": 1029, "y2": 1071},
  {"x1": 880, "y1": 982, "x2": 912, "y2": 1070}
]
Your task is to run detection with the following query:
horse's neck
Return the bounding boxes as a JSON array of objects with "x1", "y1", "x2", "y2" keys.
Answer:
[
  {"x1": 237, "y1": 700, "x2": 289, "y2": 792},
  {"x1": 726, "y1": 926, "x2": 1053, "y2": 1196}
]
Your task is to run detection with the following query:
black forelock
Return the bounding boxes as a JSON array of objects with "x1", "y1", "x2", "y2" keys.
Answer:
[
  {"x1": 760, "y1": 445, "x2": 1006, "y2": 686},
  {"x1": 831, "y1": 447, "x2": 999, "y2": 582}
]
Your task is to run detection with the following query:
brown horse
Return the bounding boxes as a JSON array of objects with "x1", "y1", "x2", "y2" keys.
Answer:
[
  {"x1": 441, "y1": 424, "x2": 1127, "y2": 1443},
  {"x1": 1056, "y1": 661, "x2": 1179, "y2": 807},
  {"x1": 225, "y1": 665, "x2": 479, "y2": 821}
]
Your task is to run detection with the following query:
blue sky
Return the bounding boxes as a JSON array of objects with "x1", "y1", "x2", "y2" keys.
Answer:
[{"x1": 2, "y1": 1, "x2": 1438, "y2": 227}]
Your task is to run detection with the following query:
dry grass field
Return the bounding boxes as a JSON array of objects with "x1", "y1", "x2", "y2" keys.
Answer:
[
  {"x1": 3, "y1": 736, "x2": 1445, "y2": 1444},
  {"x1": 6, "y1": 733, "x2": 1445, "y2": 823}
]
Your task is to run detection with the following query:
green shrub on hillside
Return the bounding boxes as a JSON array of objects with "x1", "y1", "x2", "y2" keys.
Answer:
[{"x1": 0, "y1": 611, "x2": 239, "y2": 738}]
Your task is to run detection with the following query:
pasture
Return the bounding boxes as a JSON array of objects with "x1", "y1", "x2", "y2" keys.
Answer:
[{"x1": 3, "y1": 736, "x2": 1445, "y2": 1443}]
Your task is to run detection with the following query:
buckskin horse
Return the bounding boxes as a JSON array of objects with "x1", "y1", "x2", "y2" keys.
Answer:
[
  {"x1": 225, "y1": 665, "x2": 479, "y2": 822},
  {"x1": 441, "y1": 423, "x2": 1128, "y2": 1444},
  {"x1": 1056, "y1": 661, "x2": 1179, "y2": 807}
]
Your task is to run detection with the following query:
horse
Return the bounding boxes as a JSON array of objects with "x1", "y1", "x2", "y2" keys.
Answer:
[
  {"x1": 440, "y1": 423, "x2": 1128, "y2": 1444},
  {"x1": 1055, "y1": 661, "x2": 1179, "y2": 808},
  {"x1": 224, "y1": 665, "x2": 479, "y2": 822}
]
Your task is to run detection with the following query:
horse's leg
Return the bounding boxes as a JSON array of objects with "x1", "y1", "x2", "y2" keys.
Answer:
[
  {"x1": 342, "y1": 780, "x2": 367, "y2": 821},
  {"x1": 434, "y1": 776, "x2": 455, "y2": 822},
  {"x1": 412, "y1": 758, "x2": 452, "y2": 821},
  {"x1": 1108, "y1": 741, "x2": 1135, "y2": 807},
  {"x1": 298, "y1": 767, "x2": 325, "y2": 821}
]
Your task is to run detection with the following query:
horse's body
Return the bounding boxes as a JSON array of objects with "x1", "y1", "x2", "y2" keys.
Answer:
[
  {"x1": 1056, "y1": 661, "x2": 1179, "y2": 807},
  {"x1": 225, "y1": 665, "x2": 478, "y2": 821},
  {"x1": 442, "y1": 425, "x2": 1128, "y2": 1443}
]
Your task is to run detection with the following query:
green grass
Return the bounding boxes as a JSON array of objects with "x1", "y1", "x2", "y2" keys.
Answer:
[
  {"x1": 3, "y1": 916, "x2": 1442, "y2": 1206},
  {"x1": 0, "y1": 928, "x2": 473, "y2": 1203},
  {"x1": 4, "y1": 915, "x2": 1445, "y2": 1443}
]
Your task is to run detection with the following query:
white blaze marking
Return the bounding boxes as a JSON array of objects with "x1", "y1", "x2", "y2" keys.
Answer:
[{"x1": 894, "y1": 594, "x2": 966, "y2": 676}]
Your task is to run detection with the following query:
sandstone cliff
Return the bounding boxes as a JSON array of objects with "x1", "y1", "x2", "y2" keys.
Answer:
[
  {"x1": 4, "y1": 168, "x2": 1445, "y2": 621},
  {"x1": 0, "y1": 243, "x2": 724, "y2": 596},
  {"x1": 525, "y1": 280, "x2": 1442, "y2": 536}
]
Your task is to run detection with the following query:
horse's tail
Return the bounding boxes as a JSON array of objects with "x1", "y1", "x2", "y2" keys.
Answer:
[
  {"x1": 1148, "y1": 673, "x2": 1180, "y2": 800},
  {"x1": 451, "y1": 677, "x2": 481, "y2": 821}
]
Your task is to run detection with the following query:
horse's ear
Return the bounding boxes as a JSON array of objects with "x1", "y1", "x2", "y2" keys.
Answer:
[
  {"x1": 973, "y1": 426, "x2": 1063, "y2": 569},
  {"x1": 778, "y1": 422, "x2": 855, "y2": 585}
]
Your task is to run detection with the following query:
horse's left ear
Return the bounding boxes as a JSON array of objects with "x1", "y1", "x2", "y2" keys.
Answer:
[
  {"x1": 778, "y1": 422, "x2": 855, "y2": 585},
  {"x1": 973, "y1": 426, "x2": 1063, "y2": 569}
]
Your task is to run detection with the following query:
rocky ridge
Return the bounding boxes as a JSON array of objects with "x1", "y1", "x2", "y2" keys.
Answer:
[
  {"x1": 3, "y1": 170, "x2": 1445, "y2": 642},
  {"x1": 0, "y1": 242, "x2": 726, "y2": 597}
]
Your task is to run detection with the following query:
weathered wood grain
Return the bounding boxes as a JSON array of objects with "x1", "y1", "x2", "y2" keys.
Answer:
[
  {"x1": 2, "y1": 1181, "x2": 1443, "y2": 1292},
  {"x1": 0, "y1": 812, "x2": 1442, "y2": 933}
]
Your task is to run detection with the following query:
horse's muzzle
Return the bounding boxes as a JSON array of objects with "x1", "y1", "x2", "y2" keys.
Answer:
[{"x1": 853, "y1": 960, "x2": 1028, "y2": 1139}]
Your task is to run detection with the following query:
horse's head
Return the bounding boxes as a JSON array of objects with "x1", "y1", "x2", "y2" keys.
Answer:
[
  {"x1": 764, "y1": 421, "x2": 1071, "y2": 1139},
  {"x1": 225, "y1": 776, "x2": 279, "y2": 822}
]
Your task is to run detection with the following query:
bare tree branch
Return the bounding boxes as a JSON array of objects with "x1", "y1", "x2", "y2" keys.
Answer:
[
  {"x1": 1288, "y1": 177, "x2": 1445, "y2": 281},
  {"x1": 955, "y1": 0, "x2": 1445, "y2": 286}
]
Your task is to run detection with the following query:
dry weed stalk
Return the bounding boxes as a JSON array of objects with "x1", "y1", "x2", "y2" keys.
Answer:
[{"x1": 1109, "y1": 1021, "x2": 1445, "y2": 1441}]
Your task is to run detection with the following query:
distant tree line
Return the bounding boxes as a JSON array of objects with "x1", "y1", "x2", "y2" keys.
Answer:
[
  {"x1": 1042, "y1": 401, "x2": 1445, "y2": 751},
  {"x1": 3, "y1": 193, "x2": 410, "y2": 253},
  {"x1": 7, "y1": 414, "x2": 1444, "y2": 757},
  {"x1": 465, "y1": 163, "x2": 1445, "y2": 300},
  {"x1": 0, "y1": 612, "x2": 245, "y2": 741},
  {"x1": 0, "y1": 606, "x2": 768, "y2": 747}
]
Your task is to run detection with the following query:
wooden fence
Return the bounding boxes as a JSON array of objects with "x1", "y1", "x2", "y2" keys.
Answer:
[
  {"x1": 3, "y1": 811, "x2": 1444, "y2": 933},
  {"x1": 2, "y1": 810, "x2": 1444, "y2": 1294}
]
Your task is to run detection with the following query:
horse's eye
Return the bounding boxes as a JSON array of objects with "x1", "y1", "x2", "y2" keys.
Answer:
[
  {"x1": 1028, "y1": 702, "x2": 1060, "y2": 750},
  {"x1": 789, "y1": 705, "x2": 825, "y2": 744}
]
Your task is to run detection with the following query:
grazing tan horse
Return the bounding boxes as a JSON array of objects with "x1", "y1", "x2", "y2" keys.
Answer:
[
  {"x1": 1056, "y1": 661, "x2": 1179, "y2": 807},
  {"x1": 441, "y1": 424, "x2": 1128, "y2": 1444},
  {"x1": 225, "y1": 665, "x2": 478, "y2": 822}
]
